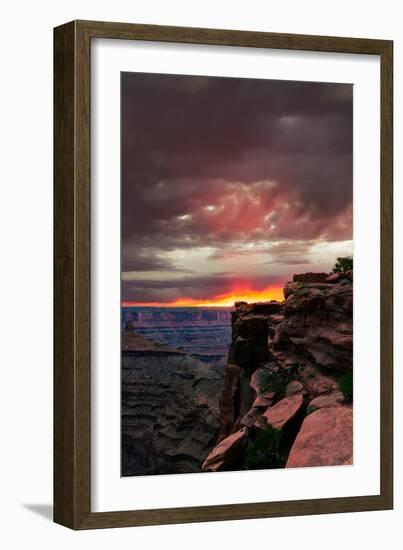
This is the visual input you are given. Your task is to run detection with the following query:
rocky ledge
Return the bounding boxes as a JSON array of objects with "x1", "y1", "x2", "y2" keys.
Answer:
[{"x1": 202, "y1": 270, "x2": 353, "y2": 472}]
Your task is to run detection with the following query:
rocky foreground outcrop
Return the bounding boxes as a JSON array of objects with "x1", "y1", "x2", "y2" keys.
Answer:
[
  {"x1": 202, "y1": 270, "x2": 353, "y2": 472},
  {"x1": 122, "y1": 333, "x2": 224, "y2": 476},
  {"x1": 286, "y1": 406, "x2": 353, "y2": 468}
]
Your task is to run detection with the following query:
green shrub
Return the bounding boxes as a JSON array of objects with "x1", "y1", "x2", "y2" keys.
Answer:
[
  {"x1": 306, "y1": 404, "x2": 316, "y2": 415},
  {"x1": 338, "y1": 371, "x2": 353, "y2": 402},
  {"x1": 259, "y1": 367, "x2": 289, "y2": 398},
  {"x1": 243, "y1": 426, "x2": 282, "y2": 470},
  {"x1": 332, "y1": 256, "x2": 353, "y2": 273}
]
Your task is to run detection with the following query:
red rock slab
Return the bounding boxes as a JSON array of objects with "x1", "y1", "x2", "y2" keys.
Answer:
[
  {"x1": 253, "y1": 391, "x2": 276, "y2": 408},
  {"x1": 201, "y1": 428, "x2": 247, "y2": 472},
  {"x1": 308, "y1": 391, "x2": 344, "y2": 411},
  {"x1": 263, "y1": 394, "x2": 304, "y2": 430},
  {"x1": 286, "y1": 406, "x2": 353, "y2": 468},
  {"x1": 240, "y1": 407, "x2": 266, "y2": 429},
  {"x1": 285, "y1": 380, "x2": 304, "y2": 396}
]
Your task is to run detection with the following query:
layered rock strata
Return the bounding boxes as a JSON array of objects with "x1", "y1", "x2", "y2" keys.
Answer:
[{"x1": 121, "y1": 333, "x2": 224, "y2": 476}]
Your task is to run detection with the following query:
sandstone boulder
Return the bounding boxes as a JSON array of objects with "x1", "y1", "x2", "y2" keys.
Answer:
[
  {"x1": 308, "y1": 391, "x2": 344, "y2": 412},
  {"x1": 263, "y1": 394, "x2": 304, "y2": 430},
  {"x1": 201, "y1": 428, "x2": 248, "y2": 472},
  {"x1": 240, "y1": 390, "x2": 276, "y2": 429},
  {"x1": 240, "y1": 407, "x2": 267, "y2": 429},
  {"x1": 286, "y1": 406, "x2": 353, "y2": 468}
]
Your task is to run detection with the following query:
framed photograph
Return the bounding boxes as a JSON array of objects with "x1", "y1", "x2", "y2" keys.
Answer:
[{"x1": 54, "y1": 20, "x2": 393, "y2": 529}]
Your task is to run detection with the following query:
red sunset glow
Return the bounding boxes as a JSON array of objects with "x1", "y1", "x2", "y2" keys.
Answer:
[{"x1": 122, "y1": 284, "x2": 284, "y2": 307}]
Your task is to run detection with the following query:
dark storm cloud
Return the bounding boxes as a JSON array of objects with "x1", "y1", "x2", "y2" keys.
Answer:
[
  {"x1": 122, "y1": 245, "x2": 194, "y2": 272},
  {"x1": 121, "y1": 72, "x2": 353, "y2": 301}
]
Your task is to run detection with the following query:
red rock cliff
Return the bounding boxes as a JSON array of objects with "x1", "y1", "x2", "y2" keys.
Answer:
[{"x1": 202, "y1": 271, "x2": 353, "y2": 472}]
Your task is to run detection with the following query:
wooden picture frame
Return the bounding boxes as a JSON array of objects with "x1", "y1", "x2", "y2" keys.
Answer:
[{"x1": 54, "y1": 20, "x2": 393, "y2": 529}]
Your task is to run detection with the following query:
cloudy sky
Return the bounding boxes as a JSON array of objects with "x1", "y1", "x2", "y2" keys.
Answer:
[{"x1": 121, "y1": 72, "x2": 353, "y2": 306}]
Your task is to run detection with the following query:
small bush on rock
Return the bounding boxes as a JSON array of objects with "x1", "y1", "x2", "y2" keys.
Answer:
[
  {"x1": 306, "y1": 404, "x2": 316, "y2": 415},
  {"x1": 259, "y1": 366, "x2": 291, "y2": 398},
  {"x1": 243, "y1": 426, "x2": 282, "y2": 470},
  {"x1": 333, "y1": 256, "x2": 353, "y2": 273},
  {"x1": 338, "y1": 371, "x2": 353, "y2": 402}
]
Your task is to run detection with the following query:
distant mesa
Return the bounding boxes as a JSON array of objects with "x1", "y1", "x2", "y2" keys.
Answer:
[
  {"x1": 121, "y1": 306, "x2": 232, "y2": 360},
  {"x1": 122, "y1": 329, "x2": 184, "y2": 355}
]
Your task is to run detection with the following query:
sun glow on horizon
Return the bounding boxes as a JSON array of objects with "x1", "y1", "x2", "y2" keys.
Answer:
[{"x1": 122, "y1": 284, "x2": 285, "y2": 308}]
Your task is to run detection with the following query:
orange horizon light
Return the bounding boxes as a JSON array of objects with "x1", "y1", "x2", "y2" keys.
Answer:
[{"x1": 122, "y1": 284, "x2": 285, "y2": 308}]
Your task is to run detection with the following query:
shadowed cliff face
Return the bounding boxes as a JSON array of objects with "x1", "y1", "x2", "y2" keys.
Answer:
[
  {"x1": 202, "y1": 271, "x2": 353, "y2": 472},
  {"x1": 121, "y1": 334, "x2": 224, "y2": 476}
]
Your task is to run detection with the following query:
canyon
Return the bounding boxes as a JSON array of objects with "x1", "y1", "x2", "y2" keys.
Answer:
[
  {"x1": 122, "y1": 306, "x2": 232, "y2": 363},
  {"x1": 121, "y1": 270, "x2": 353, "y2": 476},
  {"x1": 121, "y1": 330, "x2": 225, "y2": 476}
]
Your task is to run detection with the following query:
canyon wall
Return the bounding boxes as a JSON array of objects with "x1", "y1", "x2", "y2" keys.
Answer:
[
  {"x1": 122, "y1": 306, "x2": 232, "y2": 361},
  {"x1": 202, "y1": 270, "x2": 353, "y2": 472},
  {"x1": 121, "y1": 331, "x2": 224, "y2": 476}
]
